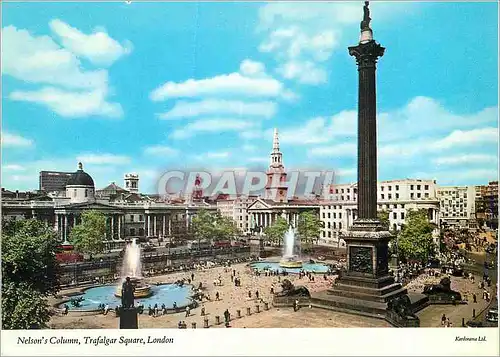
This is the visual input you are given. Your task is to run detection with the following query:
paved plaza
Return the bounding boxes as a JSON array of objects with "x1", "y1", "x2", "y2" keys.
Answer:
[{"x1": 49, "y1": 259, "x2": 497, "y2": 329}]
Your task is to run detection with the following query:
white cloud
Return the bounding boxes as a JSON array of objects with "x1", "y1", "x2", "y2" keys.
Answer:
[
  {"x1": 171, "y1": 119, "x2": 257, "y2": 140},
  {"x1": 257, "y1": 2, "x2": 413, "y2": 85},
  {"x1": 279, "y1": 110, "x2": 356, "y2": 145},
  {"x1": 158, "y1": 100, "x2": 276, "y2": 120},
  {"x1": 242, "y1": 144, "x2": 257, "y2": 152},
  {"x1": 378, "y1": 97, "x2": 498, "y2": 142},
  {"x1": 76, "y1": 153, "x2": 131, "y2": 165},
  {"x1": 9, "y1": 87, "x2": 123, "y2": 118},
  {"x1": 3, "y1": 164, "x2": 26, "y2": 171},
  {"x1": 308, "y1": 143, "x2": 356, "y2": 157},
  {"x1": 49, "y1": 19, "x2": 132, "y2": 66},
  {"x1": 2, "y1": 23, "x2": 128, "y2": 118},
  {"x1": 247, "y1": 157, "x2": 268, "y2": 163},
  {"x1": 143, "y1": 145, "x2": 179, "y2": 156},
  {"x1": 432, "y1": 127, "x2": 498, "y2": 149},
  {"x1": 2, "y1": 132, "x2": 34, "y2": 147},
  {"x1": 2, "y1": 25, "x2": 107, "y2": 90},
  {"x1": 336, "y1": 168, "x2": 356, "y2": 177},
  {"x1": 151, "y1": 72, "x2": 286, "y2": 101},
  {"x1": 277, "y1": 61, "x2": 327, "y2": 85},
  {"x1": 194, "y1": 151, "x2": 231, "y2": 161},
  {"x1": 239, "y1": 59, "x2": 266, "y2": 77},
  {"x1": 433, "y1": 154, "x2": 498, "y2": 166}
]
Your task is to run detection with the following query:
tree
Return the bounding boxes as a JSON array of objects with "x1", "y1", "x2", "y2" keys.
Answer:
[
  {"x1": 191, "y1": 209, "x2": 217, "y2": 243},
  {"x1": 297, "y1": 211, "x2": 323, "y2": 252},
  {"x1": 263, "y1": 217, "x2": 288, "y2": 246},
  {"x1": 397, "y1": 209, "x2": 436, "y2": 263},
  {"x1": 2, "y1": 219, "x2": 61, "y2": 329},
  {"x1": 377, "y1": 210, "x2": 390, "y2": 230},
  {"x1": 191, "y1": 210, "x2": 240, "y2": 244},
  {"x1": 69, "y1": 210, "x2": 106, "y2": 256},
  {"x1": 214, "y1": 213, "x2": 240, "y2": 241}
]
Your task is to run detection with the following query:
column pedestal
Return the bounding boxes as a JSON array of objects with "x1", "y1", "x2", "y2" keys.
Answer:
[{"x1": 119, "y1": 308, "x2": 138, "y2": 329}]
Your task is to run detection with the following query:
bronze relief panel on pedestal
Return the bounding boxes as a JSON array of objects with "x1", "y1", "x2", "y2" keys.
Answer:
[{"x1": 349, "y1": 246, "x2": 373, "y2": 274}]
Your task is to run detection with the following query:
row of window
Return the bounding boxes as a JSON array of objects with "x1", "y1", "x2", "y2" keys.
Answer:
[{"x1": 322, "y1": 212, "x2": 343, "y2": 219}]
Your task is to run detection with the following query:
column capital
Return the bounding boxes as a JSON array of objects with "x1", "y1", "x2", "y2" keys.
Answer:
[{"x1": 348, "y1": 40, "x2": 385, "y2": 68}]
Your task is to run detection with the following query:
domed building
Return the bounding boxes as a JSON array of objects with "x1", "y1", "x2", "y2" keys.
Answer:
[{"x1": 65, "y1": 162, "x2": 95, "y2": 203}]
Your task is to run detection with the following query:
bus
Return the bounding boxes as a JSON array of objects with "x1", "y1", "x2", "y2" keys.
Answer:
[
  {"x1": 187, "y1": 240, "x2": 212, "y2": 251},
  {"x1": 56, "y1": 243, "x2": 84, "y2": 263},
  {"x1": 213, "y1": 240, "x2": 231, "y2": 249}
]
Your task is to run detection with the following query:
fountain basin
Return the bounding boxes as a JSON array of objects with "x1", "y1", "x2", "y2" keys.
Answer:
[
  {"x1": 251, "y1": 261, "x2": 329, "y2": 274},
  {"x1": 114, "y1": 277, "x2": 152, "y2": 299},
  {"x1": 279, "y1": 256, "x2": 303, "y2": 269},
  {"x1": 60, "y1": 283, "x2": 193, "y2": 311}
]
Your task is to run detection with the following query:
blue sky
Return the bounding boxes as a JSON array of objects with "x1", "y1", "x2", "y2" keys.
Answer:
[{"x1": 2, "y1": 1, "x2": 498, "y2": 193}]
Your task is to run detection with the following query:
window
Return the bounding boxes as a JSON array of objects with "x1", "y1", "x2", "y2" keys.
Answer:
[
  {"x1": 388, "y1": 194, "x2": 392, "y2": 200},
  {"x1": 322, "y1": 213, "x2": 326, "y2": 218},
  {"x1": 328, "y1": 212, "x2": 331, "y2": 218},
  {"x1": 425, "y1": 193, "x2": 429, "y2": 198},
  {"x1": 401, "y1": 212, "x2": 405, "y2": 219},
  {"x1": 347, "y1": 188, "x2": 350, "y2": 193},
  {"x1": 410, "y1": 193, "x2": 414, "y2": 199},
  {"x1": 417, "y1": 193, "x2": 421, "y2": 198},
  {"x1": 333, "y1": 222, "x2": 337, "y2": 229},
  {"x1": 417, "y1": 185, "x2": 421, "y2": 190},
  {"x1": 339, "y1": 213, "x2": 342, "y2": 219},
  {"x1": 327, "y1": 222, "x2": 331, "y2": 229},
  {"x1": 339, "y1": 222, "x2": 342, "y2": 229},
  {"x1": 130, "y1": 228, "x2": 136, "y2": 235},
  {"x1": 401, "y1": 204, "x2": 405, "y2": 208},
  {"x1": 388, "y1": 186, "x2": 392, "y2": 191},
  {"x1": 328, "y1": 231, "x2": 331, "y2": 238},
  {"x1": 341, "y1": 196, "x2": 344, "y2": 200},
  {"x1": 139, "y1": 215, "x2": 143, "y2": 221},
  {"x1": 73, "y1": 189, "x2": 77, "y2": 197},
  {"x1": 396, "y1": 193, "x2": 399, "y2": 199},
  {"x1": 381, "y1": 194, "x2": 385, "y2": 200},
  {"x1": 410, "y1": 185, "x2": 414, "y2": 190},
  {"x1": 393, "y1": 223, "x2": 397, "y2": 231},
  {"x1": 393, "y1": 212, "x2": 397, "y2": 219},
  {"x1": 381, "y1": 186, "x2": 384, "y2": 191},
  {"x1": 139, "y1": 228, "x2": 145, "y2": 236},
  {"x1": 333, "y1": 212, "x2": 337, "y2": 219},
  {"x1": 322, "y1": 231, "x2": 326, "y2": 237},
  {"x1": 130, "y1": 214, "x2": 135, "y2": 222},
  {"x1": 335, "y1": 189, "x2": 339, "y2": 194},
  {"x1": 341, "y1": 189, "x2": 344, "y2": 193},
  {"x1": 396, "y1": 185, "x2": 399, "y2": 190},
  {"x1": 347, "y1": 195, "x2": 350, "y2": 200},
  {"x1": 85, "y1": 189, "x2": 88, "y2": 197},
  {"x1": 424, "y1": 185, "x2": 429, "y2": 190}
]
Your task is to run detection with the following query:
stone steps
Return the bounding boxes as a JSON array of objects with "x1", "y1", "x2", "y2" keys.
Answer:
[
  {"x1": 330, "y1": 282, "x2": 403, "y2": 298},
  {"x1": 327, "y1": 285, "x2": 407, "y2": 303},
  {"x1": 310, "y1": 291, "x2": 390, "y2": 316}
]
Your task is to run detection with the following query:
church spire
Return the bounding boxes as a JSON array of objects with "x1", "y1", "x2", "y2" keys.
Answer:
[{"x1": 273, "y1": 128, "x2": 280, "y2": 152}]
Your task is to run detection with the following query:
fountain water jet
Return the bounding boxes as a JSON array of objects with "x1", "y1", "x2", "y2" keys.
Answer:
[
  {"x1": 115, "y1": 238, "x2": 152, "y2": 299},
  {"x1": 279, "y1": 226, "x2": 303, "y2": 269}
]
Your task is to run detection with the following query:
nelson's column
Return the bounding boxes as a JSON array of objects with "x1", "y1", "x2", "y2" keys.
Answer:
[{"x1": 318, "y1": 2, "x2": 426, "y2": 326}]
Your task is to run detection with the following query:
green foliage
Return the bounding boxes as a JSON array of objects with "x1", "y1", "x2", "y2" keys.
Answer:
[
  {"x1": 2, "y1": 282, "x2": 52, "y2": 330},
  {"x1": 263, "y1": 217, "x2": 288, "y2": 246},
  {"x1": 397, "y1": 209, "x2": 436, "y2": 262},
  {"x1": 69, "y1": 210, "x2": 106, "y2": 255},
  {"x1": 191, "y1": 210, "x2": 240, "y2": 242},
  {"x1": 1, "y1": 219, "x2": 61, "y2": 329},
  {"x1": 297, "y1": 211, "x2": 323, "y2": 250},
  {"x1": 377, "y1": 210, "x2": 390, "y2": 230}
]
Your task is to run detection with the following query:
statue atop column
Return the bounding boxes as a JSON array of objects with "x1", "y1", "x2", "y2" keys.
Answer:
[
  {"x1": 360, "y1": 1, "x2": 371, "y2": 30},
  {"x1": 121, "y1": 277, "x2": 135, "y2": 308}
]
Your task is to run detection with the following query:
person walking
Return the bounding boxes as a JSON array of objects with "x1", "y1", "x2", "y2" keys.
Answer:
[
  {"x1": 216, "y1": 291, "x2": 220, "y2": 301},
  {"x1": 441, "y1": 314, "x2": 446, "y2": 326},
  {"x1": 185, "y1": 306, "x2": 190, "y2": 317}
]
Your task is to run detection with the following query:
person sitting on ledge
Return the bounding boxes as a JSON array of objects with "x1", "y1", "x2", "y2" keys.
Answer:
[{"x1": 178, "y1": 321, "x2": 183, "y2": 329}]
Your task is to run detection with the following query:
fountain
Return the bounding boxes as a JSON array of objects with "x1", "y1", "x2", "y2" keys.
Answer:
[
  {"x1": 115, "y1": 238, "x2": 152, "y2": 299},
  {"x1": 279, "y1": 226, "x2": 303, "y2": 269}
]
